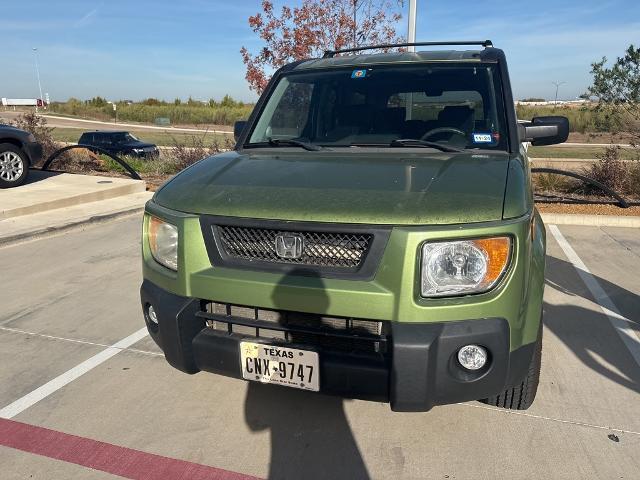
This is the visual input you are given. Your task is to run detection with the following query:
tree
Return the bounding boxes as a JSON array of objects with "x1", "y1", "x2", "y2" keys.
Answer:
[
  {"x1": 87, "y1": 96, "x2": 108, "y2": 107},
  {"x1": 240, "y1": 0, "x2": 405, "y2": 94},
  {"x1": 588, "y1": 45, "x2": 640, "y2": 144}
]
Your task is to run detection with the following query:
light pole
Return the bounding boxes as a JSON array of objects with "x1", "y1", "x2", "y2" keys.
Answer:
[
  {"x1": 406, "y1": 0, "x2": 417, "y2": 120},
  {"x1": 32, "y1": 48, "x2": 44, "y2": 110},
  {"x1": 552, "y1": 81, "x2": 566, "y2": 107},
  {"x1": 405, "y1": 0, "x2": 418, "y2": 191},
  {"x1": 407, "y1": 0, "x2": 417, "y2": 52}
]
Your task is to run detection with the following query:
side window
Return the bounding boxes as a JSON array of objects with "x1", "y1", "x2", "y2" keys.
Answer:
[
  {"x1": 269, "y1": 82, "x2": 314, "y2": 138},
  {"x1": 251, "y1": 79, "x2": 314, "y2": 142}
]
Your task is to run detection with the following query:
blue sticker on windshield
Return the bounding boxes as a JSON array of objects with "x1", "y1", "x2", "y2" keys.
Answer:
[
  {"x1": 472, "y1": 133, "x2": 493, "y2": 143},
  {"x1": 351, "y1": 69, "x2": 367, "y2": 79}
]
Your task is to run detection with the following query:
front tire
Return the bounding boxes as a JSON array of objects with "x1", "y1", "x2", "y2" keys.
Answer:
[
  {"x1": 481, "y1": 323, "x2": 543, "y2": 410},
  {"x1": 0, "y1": 143, "x2": 29, "y2": 188}
]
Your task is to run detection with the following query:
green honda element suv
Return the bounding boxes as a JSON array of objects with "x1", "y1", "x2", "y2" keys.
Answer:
[{"x1": 140, "y1": 40, "x2": 568, "y2": 411}]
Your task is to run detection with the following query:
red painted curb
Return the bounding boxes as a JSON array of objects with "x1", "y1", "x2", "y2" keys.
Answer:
[{"x1": 0, "y1": 418, "x2": 261, "y2": 480}]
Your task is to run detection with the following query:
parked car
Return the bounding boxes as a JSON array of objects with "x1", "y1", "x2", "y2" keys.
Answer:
[
  {"x1": 140, "y1": 40, "x2": 568, "y2": 412},
  {"x1": 78, "y1": 131, "x2": 159, "y2": 158},
  {"x1": 0, "y1": 124, "x2": 43, "y2": 188}
]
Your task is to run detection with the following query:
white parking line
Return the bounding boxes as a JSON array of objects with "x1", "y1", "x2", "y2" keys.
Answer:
[
  {"x1": 460, "y1": 403, "x2": 640, "y2": 436},
  {"x1": 0, "y1": 327, "x2": 148, "y2": 419},
  {"x1": 0, "y1": 326, "x2": 162, "y2": 357},
  {"x1": 548, "y1": 225, "x2": 640, "y2": 368}
]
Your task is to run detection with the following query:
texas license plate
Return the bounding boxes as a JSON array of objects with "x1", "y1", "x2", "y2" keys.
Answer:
[{"x1": 239, "y1": 341, "x2": 319, "y2": 392}]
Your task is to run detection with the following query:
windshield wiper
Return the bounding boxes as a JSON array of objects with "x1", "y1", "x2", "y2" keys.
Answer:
[
  {"x1": 267, "y1": 138, "x2": 324, "y2": 151},
  {"x1": 390, "y1": 139, "x2": 463, "y2": 153}
]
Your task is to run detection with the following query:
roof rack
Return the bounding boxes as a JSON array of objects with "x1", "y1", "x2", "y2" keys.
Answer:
[{"x1": 322, "y1": 40, "x2": 493, "y2": 58}]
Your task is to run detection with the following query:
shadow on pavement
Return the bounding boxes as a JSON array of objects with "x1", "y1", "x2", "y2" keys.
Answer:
[
  {"x1": 544, "y1": 255, "x2": 640, "y2": 394},
  {"x1": 244, "y1": 269, "x2": 370, "y2": 480},
  {"x1": 23, "y1": 168, "x2": 62, "y2": 185}
]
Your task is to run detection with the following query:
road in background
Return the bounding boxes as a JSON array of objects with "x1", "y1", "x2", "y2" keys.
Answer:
[
  {"x1": 0, "y1": 217, "x2": 638, "y2": 479},
  {"x1": 0, "y1": 111, "x2": 232, "y2": 134}
]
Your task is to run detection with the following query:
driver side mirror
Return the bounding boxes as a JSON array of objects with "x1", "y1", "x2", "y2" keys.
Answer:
[
  {"x1": 519, "y1": 116, "x2": 569, "y2": 146},
  {"x1": 234, "y1": 120, "x2": 247, "y2": 141}
]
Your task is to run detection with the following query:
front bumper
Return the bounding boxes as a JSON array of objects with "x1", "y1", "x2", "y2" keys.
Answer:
[
  {"x1": 129, "y1": 148, "x2": 159, "y2": 159},
  {"x1": 141, "y1": 279, "x2": 536, "y2": 412}
]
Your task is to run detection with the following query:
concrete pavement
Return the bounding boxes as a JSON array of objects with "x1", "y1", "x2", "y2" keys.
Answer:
[
  {"x1": 0, "y1": 217, "x2": 638, "y2": 479},
  {"x1": 0, "y1": 170, "x2": 152, "y2": 246},
  {"x1": 0, "y1": 170, "x2": 145, "y2": 220}
]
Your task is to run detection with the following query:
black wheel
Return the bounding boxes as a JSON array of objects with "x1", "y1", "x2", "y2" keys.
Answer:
[
  {"x1": 0, "y1": 143, "x2": 29, "y2": 188},
  {"x1": 481, "y1": 322, "x2": 543, "y2": 410}
]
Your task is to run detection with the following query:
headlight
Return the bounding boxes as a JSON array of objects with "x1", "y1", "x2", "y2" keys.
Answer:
[
  {"x1": 421, "y1": 237, "x2": 511, "y2": 297},
  {"x1": 27, "y1": 133, "x2": 37, "y2": 142},
  {"x1": 148, "y1": 216, "x2": 178, "y2": 271},
  {"x1": 132, "y1": 148, "x2": 143, "y2": 153}
]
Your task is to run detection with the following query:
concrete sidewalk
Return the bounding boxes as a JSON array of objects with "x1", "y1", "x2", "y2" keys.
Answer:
[
  {"x1": 0, "y1": 170, "x2": 152, "y2": 244},
  {"x1": 1, "y1": 171, "x2": 146, "y2": 220}
]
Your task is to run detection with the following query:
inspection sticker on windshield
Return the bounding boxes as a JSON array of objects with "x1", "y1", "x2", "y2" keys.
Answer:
[
  {"x1": 351, "y1": 69, "x2": 367, "y2": 79},
  {"x1": 472, "y1": 133, "x2": 493, "y2": 143}
]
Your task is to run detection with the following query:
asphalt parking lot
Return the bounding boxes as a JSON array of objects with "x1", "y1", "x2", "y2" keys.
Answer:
[{"x1": 1, "y1": 216, "x2": 639, "y2": 479}]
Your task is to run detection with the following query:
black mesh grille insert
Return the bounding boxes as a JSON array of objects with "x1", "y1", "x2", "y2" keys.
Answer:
[
  {"x1": 217, "y1": 226, "x2": 372, "y2": 268},
  {"x1": 200, "y1": 302, "x2": 388, "y2": 354}
]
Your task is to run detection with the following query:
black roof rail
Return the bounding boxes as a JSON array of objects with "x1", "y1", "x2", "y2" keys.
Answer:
[{"x1": 322, "y1": 40, "x2": 493, "y2": 58}]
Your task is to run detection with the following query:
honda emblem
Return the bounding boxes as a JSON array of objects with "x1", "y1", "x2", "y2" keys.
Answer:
[{"x1": 274, "y1": 234, "x2": 304, "y2": 259}]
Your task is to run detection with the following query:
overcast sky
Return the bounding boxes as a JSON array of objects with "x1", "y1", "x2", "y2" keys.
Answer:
[{"x1": 2, "y1": 0, "x2": 638, "y2": 102}]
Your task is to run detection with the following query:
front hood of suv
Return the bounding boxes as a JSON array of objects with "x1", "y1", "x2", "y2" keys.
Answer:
[{"x1": 153, "y1": 150, "x2": 510, "y2": 225}]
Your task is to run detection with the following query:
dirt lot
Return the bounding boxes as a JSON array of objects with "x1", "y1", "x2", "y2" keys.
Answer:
[{"x1": 537, "y1": 203, "x2": 640, "y2": 216}]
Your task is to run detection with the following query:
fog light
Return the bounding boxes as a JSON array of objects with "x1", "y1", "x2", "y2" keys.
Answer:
[
  {"x1": 147, "y1": 305, "x2": 158, "y2": 325},
  {"x1": 457, "y1": 344, "x2": 487, "y2": 370}
]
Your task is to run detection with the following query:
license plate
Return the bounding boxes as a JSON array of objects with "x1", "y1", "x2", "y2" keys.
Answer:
[{"x1": 239, "y1": 341, "x2": 319, "y2": 392}]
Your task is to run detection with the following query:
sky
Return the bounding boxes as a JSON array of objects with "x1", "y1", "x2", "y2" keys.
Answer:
[{"x1": 1, "y1": 0, "x2": 638, "y2": 103}]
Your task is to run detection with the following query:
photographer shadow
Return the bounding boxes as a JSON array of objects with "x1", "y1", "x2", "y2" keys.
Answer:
[{"x1": 244, "y1": 269, "x2": 370, "y2": 480}]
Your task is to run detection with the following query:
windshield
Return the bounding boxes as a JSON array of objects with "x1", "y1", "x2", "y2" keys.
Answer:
[{"x1": 247, "y1": 63, "x2": 508, "y2": 151}]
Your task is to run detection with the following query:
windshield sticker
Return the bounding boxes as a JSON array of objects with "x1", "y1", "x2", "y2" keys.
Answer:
[
  {"x1": 472, "y1": 133, "x2": 493, "y2": 143},
  {"x1": 351, "y1": 69, "x2": 367, "y2": 79}
]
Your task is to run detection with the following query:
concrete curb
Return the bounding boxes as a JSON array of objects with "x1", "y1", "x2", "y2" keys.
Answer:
[
  {"x1": 0, "y1": 207, "x2": 144, "y2": 247},
  {"x1": 541, "y1": 213, "x2": 640, "y2": 228},
  {"x1": 1, "y1": 170, "x2": 147, "y2": 220}
]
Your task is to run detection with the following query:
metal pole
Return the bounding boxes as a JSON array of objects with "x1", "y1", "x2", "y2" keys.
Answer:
[
  {"x1": 552, "y1": 81, "x2": 566, "y2": 107},
  {"x1": 406, "y1": 0, "x2": 417, "y2": 120},
  {"x1": 33, "y1": 47, "x2": 44, "y2": 106},
  {"x1": 407, "y1": 0, "x2": 417, "y2": 52},
  {"x1": 32, "y1": 48, "x2": 44, "y2": 110}
]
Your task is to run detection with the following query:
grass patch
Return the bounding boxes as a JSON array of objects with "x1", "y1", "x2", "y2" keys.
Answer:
[
  {"x1": 48, "y1": 101, "x2": 253, "y2": 126},
  {"x1": 516, "y1": 104, "x2": 615, "y2": 133},
  {"x1": 528, "y1": 145, "x2": 640, "y2": 160}
]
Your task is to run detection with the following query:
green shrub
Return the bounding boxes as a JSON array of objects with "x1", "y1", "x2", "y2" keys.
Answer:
[
  {"x1": 581, "y1": 146, "x2": 631, "y2": 195},
  {"x1": 9, "y1": 112, "x2": 63, "y2": 165},
  {"x1": 515, "y1": 105, "x2": 616, "y2": 133},
  {"x1": 49, "y1": 98, "x2": 254, "y2": 126}
]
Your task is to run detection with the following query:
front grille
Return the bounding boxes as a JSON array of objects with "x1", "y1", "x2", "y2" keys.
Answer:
[
  {"x1": 197, "y1": 302, "x2": 388, "y2": 354},
  {"x1": 217, "y1": 226, "x2": 372, "y2": 268}
]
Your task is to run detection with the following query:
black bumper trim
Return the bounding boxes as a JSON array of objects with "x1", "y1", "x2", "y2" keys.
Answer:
[
  {"x1": 140, "y1": 279, "x2": 537, "y2": 411},
  {"x1": 193, "y1": 329, "x2": 389, "y2": 402}
]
